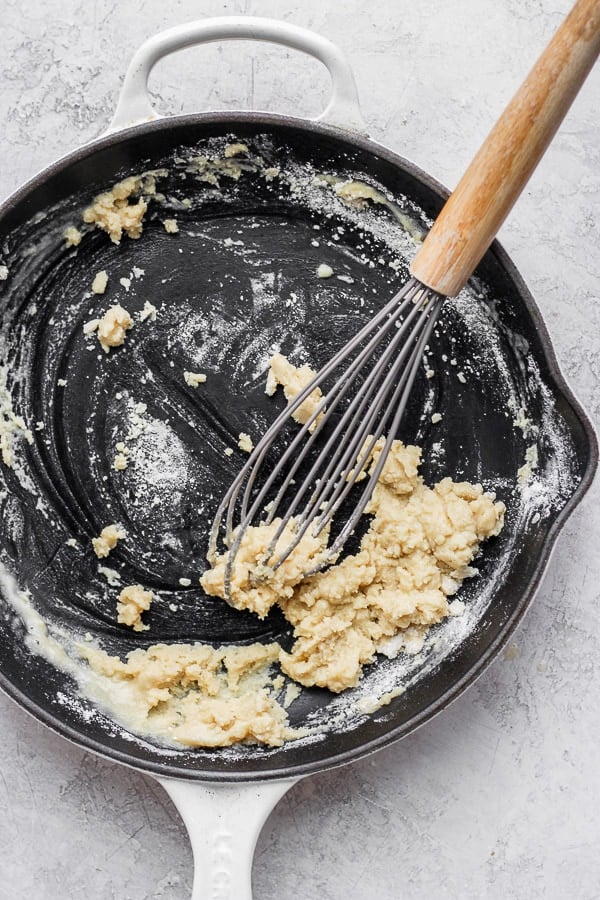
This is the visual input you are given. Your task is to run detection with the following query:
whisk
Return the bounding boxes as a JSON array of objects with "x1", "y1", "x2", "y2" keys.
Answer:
[{"x1": 209, "y1": 0, "x2": 600, "y2": 592}]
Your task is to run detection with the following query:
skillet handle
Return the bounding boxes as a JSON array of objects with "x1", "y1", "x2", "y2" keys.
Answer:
[
  {"x1": 106, "y1": 17, "x2": 367, "y2": 136},
  {"x1": 157, "y1": 775, "x2": 299, "y2": 900}
]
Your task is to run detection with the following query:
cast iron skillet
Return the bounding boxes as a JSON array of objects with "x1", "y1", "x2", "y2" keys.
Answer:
[{"x1": 0, "y1": 18, "x2": 596, "y2": 899}]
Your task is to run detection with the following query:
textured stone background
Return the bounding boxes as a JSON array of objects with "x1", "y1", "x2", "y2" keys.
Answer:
[{"x1": 0, "y1": 1, "x2": 599, "y2": 898}]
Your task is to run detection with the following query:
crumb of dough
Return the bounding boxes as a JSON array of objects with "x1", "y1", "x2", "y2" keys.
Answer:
[
  {"x1": 97, "y1": 304, "x2": 133, "y2": 353},
  {"x1": 431, "y1": 412, "x2": 442, "y2": 424},
  {"x1": 114, "y1": 453, "x2": 128, "y2": 471},
  {"x1": 163, "y1": 218, "x2": 179, "y2": 234},
  {"x1": 184, "y1": 371, "x2": 206, "y2": 387},
  {"x1": 238, "y1": 432, "x2": 254, "y2": 453},
  {"x1": 265, "y1": 352, "x2": 324, "y2": 432},
  {"x1": 224, "y1": 142, "x2": 249, "y2": 158},
  {"x1": 0, "y1": 386, "x2": 33, "y2": 469},
  {"x1": 0, "y1": 368, "x2": 34, "y2": 468},
  {"x1": 448, "y1": 598, "x2": 466, "y2": 616},
  {"x1": 0, "y1": 265, "x2": 9, "y2": 280},
  {"x1": 83, "y1": 318, "x2": 100, "y2": 337},
  {"x1": 179, "y1": 577, "x2": 192, "y2": 587},
  {"x1": 224, "y1": 447, "x2": 234, "y2": 457},
  {"x1": 186, "y1": 154, "x2": 246, "y2": 185},
  {"x1": 202, "y1": 429, "x2": 505, "y2": 693},
  {"x1": 518, "y1": 444, "x2": 538, "y2": 486},
  {"x1": 91, "y1": 270, "x2": 109, "y2": 294},
  {"x1": 508, "y1": 400, "x2": 532, "y2": 436},
  {"x1": 317, "y1": 175, "x2": 426, "y2": 241},
  {"x1": 82, "y1": 176, "x2": 148, "y2": 244},
  {"x1": 2, "y1": 431, "x2": 14, "y2": 467},
  {"x1": 334, "y1": 180, "x2": 387, "y2": 209},
  {"x1": 92, "y1": 524, "x2": 126, "y2": 559},
  {"x1": 116, "y1": 584, "x2": 154, "y2": 632},
  {"x1": 80, "y1": 641, "x2": 304, "y2": 747},
  {"x1": 139, "y1": 301, "x2": 157, "y2": 322},
  {"x1": 317, "y1": 263, "x2": 334, "y2": 278},
  {"x1": 263, "y1": 166, "x2": 280, "y2": 181},
  {"x1": 57, "y1": 378, "x2": 67, "y2": 387},
  {"x1": 282, "y1": 682, "x2": 302, "y2": 709},
  {"x1": 64, "y1": 226, "x2": 82, "y2": 247},
  {"x1": 356, "y1": 686, "x2": 405, "y2": 715}
]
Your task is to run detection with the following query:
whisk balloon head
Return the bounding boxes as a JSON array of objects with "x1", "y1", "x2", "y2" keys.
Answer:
[{"x1": 208, "y1": 276, "x2": 444, "y2": 599}]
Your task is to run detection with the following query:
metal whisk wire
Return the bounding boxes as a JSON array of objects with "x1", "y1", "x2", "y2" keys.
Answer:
[
  {"x1": 258, "y1": 286, "x2": 441, "y2": 569},
  {"x1": 240, "y1": 278, "x2": 424, "y2": 527},
  {"x1": 208, "y1": 277, "x2": 444, "y2": 593}
]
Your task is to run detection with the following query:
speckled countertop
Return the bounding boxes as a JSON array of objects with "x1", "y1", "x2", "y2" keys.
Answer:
[{"x1": 1, "y1": 1, "x2": 599, "y2": 898}]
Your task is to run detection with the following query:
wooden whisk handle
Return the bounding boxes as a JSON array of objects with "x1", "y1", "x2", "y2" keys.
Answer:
[{"x1": 410, "y1": 0, "x2": 600, "y2": 297}]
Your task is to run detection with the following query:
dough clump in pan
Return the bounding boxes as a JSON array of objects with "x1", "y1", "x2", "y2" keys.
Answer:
[
  {"x1": 91, "y1": 270, "x2": 109, "y2": 294},
  {"x1": 81, "y1": 641, "x2": 300, "y2": 748},
  {"x1": 202, "y1": 358, "x2": 505, "y2": 693},
  {"x1": 265, "y1": 352, "x2": 324, "y2": 431},
  {"x1": 83, "y1": 175, "x2": 149, "y2": 243},
  {"x1": 77, "y1": 170, "x2": 166, "y2": 243},
  {"x1": 117, "y1": 584, "x2": 154, "y2": 632},
  {"x1": 96, "y1": 304, "x2": 133, "y2": 353},
  {"x1": 92, "y1": 524, "x2": 125, "y2": 559}
]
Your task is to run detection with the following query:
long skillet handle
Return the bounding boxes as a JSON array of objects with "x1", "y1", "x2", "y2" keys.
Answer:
[
  {"x1": 411, "y1": 0, "x2": 600, "y2": 297},
  {"x1": 158, "y1": 776, "x2": 299, "y2": 900}
]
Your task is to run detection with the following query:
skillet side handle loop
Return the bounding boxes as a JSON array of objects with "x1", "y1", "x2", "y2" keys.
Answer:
[
  {"x1": 411, "y1": 0, "x2": 600, "y2": 297},
  {"x1": 106, "y1": 16, "x2": 367, "y2": 136},
  {"x1": 157, "y1": 776, "x2": 299, "y2": 900}
]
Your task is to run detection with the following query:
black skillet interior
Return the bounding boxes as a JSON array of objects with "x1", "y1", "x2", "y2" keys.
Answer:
[{"x1": 0, "y1": 115, "x2": 595, "y2": 780}]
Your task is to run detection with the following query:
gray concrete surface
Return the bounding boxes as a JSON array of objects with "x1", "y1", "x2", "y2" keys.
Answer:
[{"x1": 0, "y1": 1, "x2": 599, "y2": 898}]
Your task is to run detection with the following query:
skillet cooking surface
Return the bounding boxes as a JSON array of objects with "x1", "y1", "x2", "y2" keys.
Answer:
[{"x1": 0, "y1": 116, "x2": 594, "y2": 780}]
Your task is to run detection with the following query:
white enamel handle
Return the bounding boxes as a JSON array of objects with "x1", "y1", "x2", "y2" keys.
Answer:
[
  {"x1": 107, "y1": 16, "x2": 367, "y2": 135},
  {"x1": 157, "y1": 775, "x2": 299, "y2": 899}
]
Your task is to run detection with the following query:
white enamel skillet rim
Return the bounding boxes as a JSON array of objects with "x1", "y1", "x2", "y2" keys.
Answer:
[{"x1": 0, "y1": 16, "x2": 597, "y2": 900}]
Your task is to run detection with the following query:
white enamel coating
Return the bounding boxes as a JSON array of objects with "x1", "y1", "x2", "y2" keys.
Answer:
[
  {"x1": 158, "y1": 776, "x2": 299, "y2": 899},
  {"x1": 107, "y1": 16, "x2": 367, "y2": 135}
]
